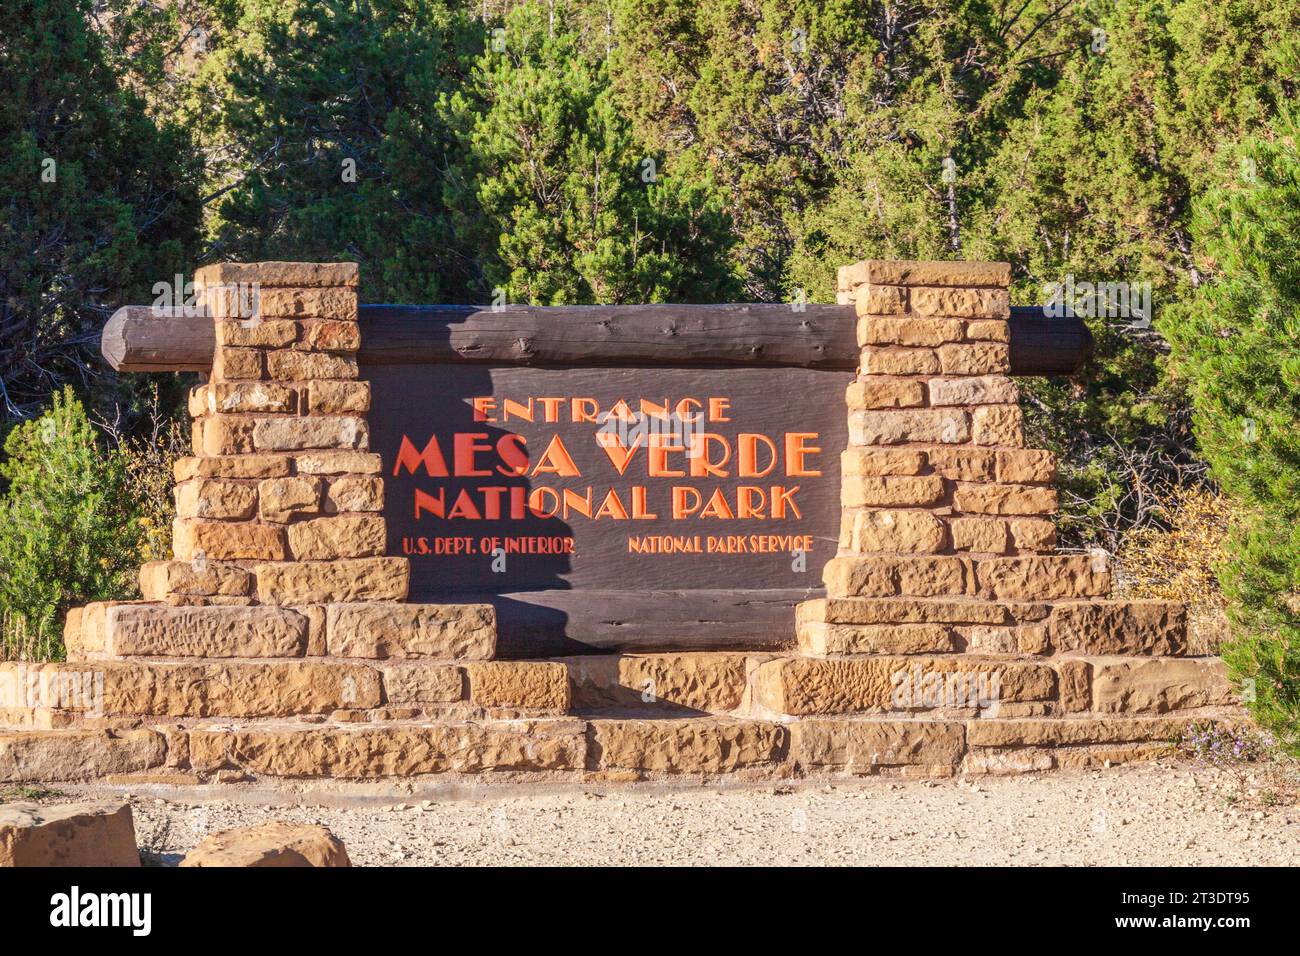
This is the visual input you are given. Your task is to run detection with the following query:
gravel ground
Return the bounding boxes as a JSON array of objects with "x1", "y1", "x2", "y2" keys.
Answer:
[{"x1": 48, "y1": 759, "x2": 1300, "y2": 866}]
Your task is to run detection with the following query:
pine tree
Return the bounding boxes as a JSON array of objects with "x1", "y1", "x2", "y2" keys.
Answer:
[
  {"x1": 444, "y1": 1, "x2": 740, "y2": 304},
  {"x1": 194, "y1": 0, "x2": 481, "y2": 303},
  {"x1": 0, "y1": 0, "x2": 202, "y2": 418},
  {"x1": 1164, "y1": 111, "x2": 1300, "y2": 753}
]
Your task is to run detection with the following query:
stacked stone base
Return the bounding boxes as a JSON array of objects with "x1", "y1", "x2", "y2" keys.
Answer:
[
  {"x1": 0, "y1": 257, "x2": 1240, "y2": 786},
  {"x1": 0, "y1": 639, "x2": 1233, "y2": 784}
]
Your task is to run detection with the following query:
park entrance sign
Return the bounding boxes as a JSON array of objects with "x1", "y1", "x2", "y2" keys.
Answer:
[
  {"x1": 372, "y1": 361, "x2": 848, "y2": 652},
  {"x1": 103, "y1": 296, "x2": 1086, "y2": 654},
  {"x1": 0, "y1": 257, "x2": 1233, "y2": 787}
]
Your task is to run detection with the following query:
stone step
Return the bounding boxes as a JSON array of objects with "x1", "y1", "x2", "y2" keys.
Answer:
[
  {"x1": 753, "y1": 654, "x2": 1232, "y2": 719},
  {"x1": 0, "y1": 659, "x2": 567, "y2": 722},
  {"x1": 798, "y1": 598, "x2": 1189, "y2": 656},
  {"x1": 558, "y1": 652, "x2": 769, "y2": 717},
  {"x1": 64, "y1": 600, "x2": 497, "y2": 661},
  {"x1": 821, "y1": 554, "x2": 1110, "y2": 601},
  {"x1": 0, "y1": 712, "x2": 1238, "y2": 783}
]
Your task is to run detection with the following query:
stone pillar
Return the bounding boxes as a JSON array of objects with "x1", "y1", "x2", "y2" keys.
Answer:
[
  {"x1": 143, "y1": 261, "x2": 408, "y2": 607},
  {"x1": 813, "y1": 258, "x2": 1107, "y2": 631},
  {"x1": 753, "y1": 260, "x2": 1229, "y2": 778}
]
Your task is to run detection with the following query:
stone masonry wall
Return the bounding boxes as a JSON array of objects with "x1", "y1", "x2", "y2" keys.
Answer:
[{"x1": 162, "y1": 261, "x2": 407, "y2": 607}]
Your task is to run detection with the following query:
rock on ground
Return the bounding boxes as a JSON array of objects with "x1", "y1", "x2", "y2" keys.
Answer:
[
  {"x1": 0, "y1": 801, "x2": 139, "y2": 867},
  {"x1": 181, "y1": 822, "x2": 350, "y2": 867}
]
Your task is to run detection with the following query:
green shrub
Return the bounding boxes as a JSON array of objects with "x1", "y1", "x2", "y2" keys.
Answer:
[
  {"x1": 1164, "y1": 112, "x2": 1300, "y2": 755},
  {"x1": 0, "y1": 387, "x2": 142, "y2": 658}
]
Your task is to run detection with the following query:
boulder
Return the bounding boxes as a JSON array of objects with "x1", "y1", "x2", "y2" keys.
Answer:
[
  {"x1": 181, "y1": 822, "x2": 350, "y2": 867},
  {"x1": 0, "y1": 801, "x2": 139, "y2": 867}
]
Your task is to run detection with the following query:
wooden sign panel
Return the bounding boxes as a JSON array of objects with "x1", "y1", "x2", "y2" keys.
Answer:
[{"x1": 365, "y1": 362, "x2": 851, "y2": 654}]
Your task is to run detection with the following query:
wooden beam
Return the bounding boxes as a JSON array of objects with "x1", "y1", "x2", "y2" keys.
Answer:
[{"x1": 101, "y1": 303, "x2": 1091, "y2": 375}]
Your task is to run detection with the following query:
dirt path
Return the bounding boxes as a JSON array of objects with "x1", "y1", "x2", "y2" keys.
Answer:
[
  {"x1": 20, "y1": 764, "x2": 1289, "y2": 868},
  {"x1": 48, "y1": 760, "x2": 1300, "y2": 866}
]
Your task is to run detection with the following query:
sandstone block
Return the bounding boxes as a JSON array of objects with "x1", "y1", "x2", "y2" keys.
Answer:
[
  {"x1": 181, "y1": 823, "x2": 350, "y2": 867},
  {"x1": 286, "y1": 515, "x2": 386, "y2": 560},
  {"x1": 996, "y1": 448, "x2": 1056, "y2": 483},
  {"x1": 860, "y1": 260, "x2": 1011, "y2": 288},
  {"x1": 1016, "y1": 623, "x2": 1052, "y2": 654},
  {"x1": 293, "y1": 451, "x2": 384, "y2": 475},
  {"x1": 1055, "y1": 659, "x2": 1092, "y2": 712},
  {"x1": 1047, "y1": 601, "x2": 1187, "y2": 656},
  {"x1": 175, "y1": 454, "x2": 290, "y2": 481},
  {"x1": 103, "y1": 661, "x2": 380, "y2": 717},
  {"x1": 953, "y1": 482, "x2": 1057, "y2": 515},
  {"x1": 466, "y1": 662, "x2": 570, "y2": 712},
  {"x1": 754, "y1": 657, "x2": 1054, "y2": 715},
  {"x1": 324, "y1": 477, "x2": 384, "y2": 513},
  {"x1": 972, "y1": 404, "x2": 1025, "y2": 446},
  {"x1": 0, "y1": 802, "x2": 139, "y2": 867},
  {"x1": 188, "y1": 720, "x2": 586, "y2": 776},
  {"x1": 213, "y1": 347, "x2": 263, "y2": 381},
  {"x1": 619, "y1": 653, "x2": 748, "y2": 713},
  {"x1": 949, "y1": 516, "x2": 1010, "y2": 553},
  {"x1": 214, "y1": 319, "x2": 298, "y2": 349},
  {"x1": 841, "y1": 474, "x2": 945, "y2": 508},
  {"x1": 325, "y1": 602, "x2": 494, "y2": 659},
  {"x1": 912, "y1": 286, "x2": 1010, "y2": 318},
  {"x1": 928, "y1": 375, "x2": 1018, "y2": 406},
  {"x1": 173, "y1": 519, "x2": 286, "y2": 561},
  {"x1": 65, "y1": 602, "x2": 113, "y2": 658},
  {"x1": 194, "y1": 261, "x2": 359, "y2": 289},
  {"x1": 964, "y1": 319, "x2": 1011, "y2": 341},
  {"x1": 802, "y1": 597, "x2": 1012, "y2": 626},
  {"x1": 259, "y1": 476, "x2": 323, "y2": 523},
  {"x1": 256, "y1": 558, "x2": 409, "y2": 604},
  {"x1": 853, "y1": 284, "x2": 907, "y2": 315},
  {"x1": 964, "y1": 716, "x2": 1196, "y2": 748},
  {"x1": 798, "y1": 621, "x2": 956, "y2": 655},
  {"x1": 1092, "y1": 658, "x2": 1232, "y2": 714},
  {"x1": 592, "y1": 718, "x2": 786, "y2": 773},
  {"x1": 924, "y1": 446, "x2": 995, "y2": 481},
  {"x1": 253, "y1": 415, "x2": 368, "y2": 452},
  {"x1": 307, "y1": 380, "x2": 370, "y2": 414},
  {"x1": 380, "y1": 663, "x2": 464, "y2": 704},
  {"x1": 857, "y1": 316, "x2": 964, "y2": 347},
  {"x1": 961, "y1": 625, "x2": 1017, "y2": 654},
  {"x1": 938, "y1": 343, "x2": 1010, "y2": 375},
  {"x1": 139, "y1": 561, "x2": 253, "y2": 601},
  {"x1": 976, "y1": 556, "x2": 1109, "y2": 600},
  {"x1": 200, "y1": 415, "x2": 255, "y2": 456},
  {"x1": 0, "y1": 729, "x2": 166, "y2": 782},
  {"x1": 841, "y1": 447, "x2": 927, "y2": 476},
  {"x1": 256, "y1": 287, "x2": 357, "y2": 320},
  {"x1": 298, "y1": 320, "x2": 360, "y2": 353},
  {"x1": 842, "y1": 509, "x2": 947, "y2": 553},
  {"x1": 850, "y1": 408, "x2": 969, "y2": 445},
  {"x1": 564, "y1": 653, "x2": 750, "y2": 714},
  {"x1": 265, "y1": 350, "x2": 358, "y2": 381},
  {"x1": 175, "y1": 478, "x2": 257, "y2": 520},
  {"x1": 845, "y1": 378, "x2": 925, "y2": 410},
  {"x1": 105, "y1": 604, "x2": 307, "y2": 657},
  {"x1": 823, "y1": 555, "x2": 970, "y2": 599},
  {"x1": 792, "y1": 719, "x2": 965, "y2": 771},
  {"x1": 861, "y1": 347, "x2": 941, "y2": 375},
  {"x1": 206, "y1": 380, "x2": 295, "y2": 414},
  {"x1": 1009, "y1": 517, "x2": 1057, "y2": 551}
]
